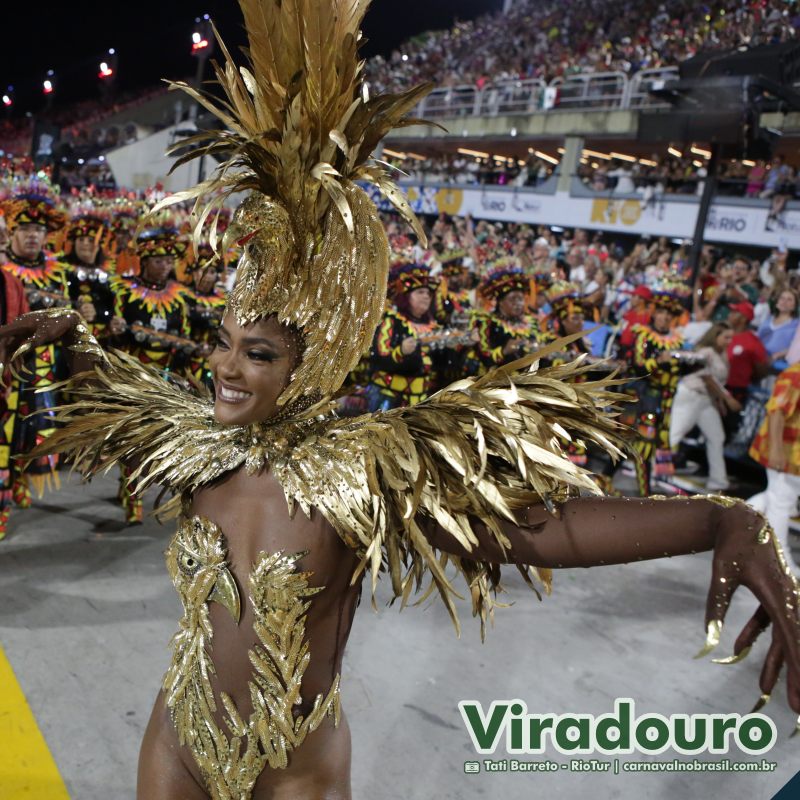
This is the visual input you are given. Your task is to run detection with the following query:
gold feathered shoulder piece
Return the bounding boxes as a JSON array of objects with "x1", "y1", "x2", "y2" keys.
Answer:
[
  {"x1": 153, "y1": 0, "x2": 435, "y2": 406},
  {"x1": 35, "y1": 334, "x2": 629, "y2": 637}
]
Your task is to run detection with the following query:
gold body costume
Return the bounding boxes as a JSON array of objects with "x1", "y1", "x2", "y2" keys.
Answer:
[{"x1": 11, "y1": 0, "x2": 797, "y2": 795}]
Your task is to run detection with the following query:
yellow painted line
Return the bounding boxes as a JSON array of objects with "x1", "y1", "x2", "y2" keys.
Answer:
[{"x1": 0, "y1": 644, "x2": 70, "y2": 798}]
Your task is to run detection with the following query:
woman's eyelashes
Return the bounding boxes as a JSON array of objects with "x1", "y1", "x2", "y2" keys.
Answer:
[
  {"x1": 247, "y1": 349, "x2": 277, "y2": 362},
  {"x1": 212, "y1": 333, "x2": 279, "y2": 362}
]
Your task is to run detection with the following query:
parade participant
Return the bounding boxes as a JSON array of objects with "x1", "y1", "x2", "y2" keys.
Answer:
[
  {"x1": 111, "y1": 226, "x2": 192, "y2": 371},
  {"x1": 670, "y1": 323, "x2": 740, "y2": 493},
  {"x1": 0, "y1": 236, "x2": 28, "y2": 539},
  {"x1": 0, "y1": 3, "x2": 798, "y2": 799},
  {"x1": 108, "y1": 199, "x2": 143, "y2": 276},
  {"x1": 367, "y1": 262, "x2": 441, "y2": 410},
  {"x1": 1, "y1": 192, "x2": 70, "y2": 508},
  {"x1": 542, "y1": 280, "x2": 591, "y2": 351},
  {"x1": 110, "y1": 226, "x2": 192, "y2": 523},
  {"x1": 436, "y1": 250, "x2": 473, "y2": 324},
  {"x1": 748, "y1": 360, "x2": 800, "y2": 568},
  {"x1": 475, "y1": 263, "x2": 540, "y2": 370},
  {"x1": 185, "y1": 243, "x2": 227, "y2": 387},
  {"x1": 62, "y1": 213, "x2": 123, "y2": 341},
  {"x1": 628, "y1": 278, "x2": 689, "y2": 496}
]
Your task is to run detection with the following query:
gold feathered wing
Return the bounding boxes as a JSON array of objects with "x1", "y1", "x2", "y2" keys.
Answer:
[{"x1": 35, "y1": 335, "x2": 629, "y2": 638}]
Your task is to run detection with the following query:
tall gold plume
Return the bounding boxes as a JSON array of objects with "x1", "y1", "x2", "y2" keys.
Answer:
[{"x1": 154, "y1": 0, "x2": 433, "y2": 406}]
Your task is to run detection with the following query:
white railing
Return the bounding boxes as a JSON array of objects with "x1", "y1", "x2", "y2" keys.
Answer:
[
  {"x1": 549, "y1": 71, "x2": 628, "y2": 110},
  {"x1": 476, "y1": 78, "x2": 548, "y2": 116},
  {"x1": 626, "y1": 67, "x2": 680, "y2": 109},
  {"x1": 420, "y1": 85, "x2": 480, "y2": 118},
  {"x1": 414, "y1": 68, "x2": 679, "y2": 119}
]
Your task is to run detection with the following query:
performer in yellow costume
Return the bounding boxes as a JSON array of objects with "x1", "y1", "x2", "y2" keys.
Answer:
[
  {"x1": 0, "y1": 3, "x2": 798, "y2": 799},
  {"x1": 367, "y1": 262, "x2": 441, "y2": 410},
  {"x1": 0, "y1": 191, "x2": 70, "y2": 506}
]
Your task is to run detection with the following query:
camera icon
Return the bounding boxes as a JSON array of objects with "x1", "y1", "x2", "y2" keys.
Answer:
[{"x1": 464, "y1": 761, "x2": 480, "y2": 774}]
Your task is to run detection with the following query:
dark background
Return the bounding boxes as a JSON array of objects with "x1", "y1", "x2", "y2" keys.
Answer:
[{"x1": 1, "y1": 0, "x2": 502, "y2": 113}]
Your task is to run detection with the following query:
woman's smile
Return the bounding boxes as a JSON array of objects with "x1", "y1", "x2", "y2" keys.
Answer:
[{"x1": 216, "y1": 382, "x2": 254, "y2": 405}]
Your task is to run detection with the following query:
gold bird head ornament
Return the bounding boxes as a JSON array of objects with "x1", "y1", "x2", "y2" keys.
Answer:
[
  {"x1": 166, "y1": 516, "x2": 241, "y2": 623},
  {"x1": 154, "y1": 0, "x2": 433, "y2": 409}
]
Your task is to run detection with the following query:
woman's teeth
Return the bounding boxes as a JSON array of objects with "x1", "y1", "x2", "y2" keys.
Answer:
[{"x1": 218, "y1": 385, "x2": 252, "y2": 403}]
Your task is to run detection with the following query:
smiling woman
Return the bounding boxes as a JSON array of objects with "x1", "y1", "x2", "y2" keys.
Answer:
[{"x1": 210, "y1": 316, "x2": 301, "y2": 425}]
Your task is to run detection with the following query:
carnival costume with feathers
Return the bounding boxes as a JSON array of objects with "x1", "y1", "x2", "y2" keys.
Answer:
[{"x1": 16, "y1": 1, "x2": 637, "y2": 796}]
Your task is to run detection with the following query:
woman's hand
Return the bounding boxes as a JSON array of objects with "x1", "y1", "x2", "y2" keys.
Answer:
[
  {"x1": 767, "y1": 444, "x2": 787, "y2": 472},
  {"x1": 701, "y1": 504, "x2": 799, "y2": 719},
  {"x1": 78, "y1": 302, "x2": 97, "y2": 323},
  {"x1": 108, "y1": 316, "x2": 127, "y2": 337},
  {"x1": 0, "y1": 309, "x2": 82, "y2": 374},
  {"x1": 400, "y1": 337, "x2": 419, "y2": 355}
]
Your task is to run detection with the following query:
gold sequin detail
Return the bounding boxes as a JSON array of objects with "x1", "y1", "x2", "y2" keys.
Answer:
[{"x1": 164, "y1": 516, "x2": 340, "y2": 798}]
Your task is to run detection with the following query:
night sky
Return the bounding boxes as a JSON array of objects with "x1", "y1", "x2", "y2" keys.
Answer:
[{"x1": 2, "y1": 0, "x2": 502, "y2": 114}]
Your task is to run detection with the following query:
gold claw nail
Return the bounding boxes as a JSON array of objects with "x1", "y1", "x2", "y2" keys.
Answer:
[
  {"x1": 751, "y1": 694, "x2": 770, "y2": 713},
  {"x1": 712, "y1": 646, "x2": 752, "y2": 665},
  {"x1": 694, "y1": 620, "x2": 723, "y2": 659}
]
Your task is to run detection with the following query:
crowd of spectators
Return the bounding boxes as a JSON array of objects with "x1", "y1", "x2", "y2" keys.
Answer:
[
  {"x1": 386, "y1": 151, "x2": 556, "y2": 186},
  {"x1": 366, "y1": 0, "x2": 800, "y2": 95},
  {"x1": 401, "y1": 212, "x2": 799, "y2": 502},
  {"x1": 384, "y1": 147, "x2": 800, "y2": 220}
]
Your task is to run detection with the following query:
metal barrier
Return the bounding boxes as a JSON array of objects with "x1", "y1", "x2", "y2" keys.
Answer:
[
  {"x1": 476, "y1": 78, "x2": 547, "y2": 116},
  {"x1": 626, "y1": 67, "x2": 679, "y2": 109},
  {"x1": 549, "y1": 71, "x2": 629, "y2": 110},
  {"x1": 411, "y1": 68, "x2": 683, "y2": 119},
  {"x1": 418, "y1": 85, "x2": 479, "y2": 118}
]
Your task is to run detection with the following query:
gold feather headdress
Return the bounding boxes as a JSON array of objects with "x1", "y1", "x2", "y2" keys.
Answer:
[{"x1": 154, "y1": 0, "x2": 433, "y2": 407}]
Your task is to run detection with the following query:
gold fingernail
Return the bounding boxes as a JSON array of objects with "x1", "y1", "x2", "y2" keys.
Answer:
[
  {"x1": 694, "y1": 620, "x2": 723, "y2": 659},
  {"x1": 712, "y1": 646, "x2": 751, "y2": 665},
  {"x1": 751, "y1": 694, "x2": 770, "y2": 713}
]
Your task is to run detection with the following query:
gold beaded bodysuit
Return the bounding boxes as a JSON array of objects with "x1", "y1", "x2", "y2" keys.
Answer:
[{"x1": 164, "y1": 516, "x2": 340, "y2": 796}]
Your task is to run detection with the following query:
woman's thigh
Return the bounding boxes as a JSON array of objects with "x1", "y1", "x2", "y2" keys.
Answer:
[{"x1": 137, "y1": 692, "x2": 209, "y2": 800}]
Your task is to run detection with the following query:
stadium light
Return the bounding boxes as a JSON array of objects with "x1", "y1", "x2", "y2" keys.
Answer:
[
  {"x1": 192, "y1": 14, "x2": 213, "y2": 55},
  {"x1": 457, "y1": 147, "x2": 489, "y2": 159},
  {"x1": 668, "y1": 147, "x2": 683, "y2": 158},
  {"x1": 533, "y1": 151, "x2": 559, "y2": 165},
  {"x1": 690, "y1": 145, "x2": 712, "y2": 159},
  {"x1": 43, "y1": 69, "x2": 55, "y2": 95},
  {"x1": 581, "y1": 148, "x2": 611, "y2": 160},
  {"x1": 2, "y1": 89, "x2": 11, "y2": 108}
]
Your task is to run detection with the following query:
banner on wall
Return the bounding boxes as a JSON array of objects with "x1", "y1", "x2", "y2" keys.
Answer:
[{"x1": 365, "y1": 183, "x2": 798, "y2": 250}]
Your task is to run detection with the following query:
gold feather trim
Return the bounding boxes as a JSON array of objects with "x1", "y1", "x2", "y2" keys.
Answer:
[{"x1": 33, "y1": 331, "x2": 630, "y2": 639}]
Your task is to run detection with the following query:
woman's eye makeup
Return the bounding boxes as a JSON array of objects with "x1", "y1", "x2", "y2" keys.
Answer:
[{"x1": 248, "y1": 350, "x2": 276, "y2": 362}]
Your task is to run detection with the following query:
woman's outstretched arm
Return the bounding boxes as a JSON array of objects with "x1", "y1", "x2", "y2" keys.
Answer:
[{"x1": 424, "y1": 495, "x2": 800, "y2": 717}]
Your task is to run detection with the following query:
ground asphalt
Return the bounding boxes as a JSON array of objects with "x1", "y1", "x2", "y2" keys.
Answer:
[{"x1": 1, "y1": 473, "x2": 798, "y2": 800}]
